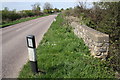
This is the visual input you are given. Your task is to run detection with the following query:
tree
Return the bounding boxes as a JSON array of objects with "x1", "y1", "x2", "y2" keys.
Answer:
[
  {"x1": 4, "y1": 7, "x2": 9, "y2": 11},
  {"x1": 54, "y1": 8, "x2": 60, "y2": 12},
  {"x1": 78, "y1": 2, "x2": 87, "y2": 9},
  {"x1": 31, "y1": 3, "x2": 41, "y2": 15},
  {"x1": 2, "y1": 7, "x2": 9, "y2": 23},
  {"x1": 43, "y1": 2, "x2": 53, "y2": 13},
  {"x1": 61, "y1": 8, "x2": 64, "y2": 11},
  {"x1": 43, "y1": 2, "x2": 52, "y2": 10},
  {"x1": 32, "y1": 3, "x2": 41, "y2": 11}
]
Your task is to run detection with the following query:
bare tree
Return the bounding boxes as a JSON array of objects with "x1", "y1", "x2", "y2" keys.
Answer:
[
  {"x1": 78, "y1": 2, "x2": 87, "y2": 9},
  {"x1": 31, "y1": 3, "x2": 41, "y2": 12},
  {"x1": 43, "y1": 2, "x2": 53, "y2": 13},
  {"x1": 43, "y1": 2, "x2": 52, "y2": 10}
]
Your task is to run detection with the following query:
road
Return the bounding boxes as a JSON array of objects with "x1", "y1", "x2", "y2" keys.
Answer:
[{"x1": 1, "y1": 14, "x2": 57, "y2": 78}]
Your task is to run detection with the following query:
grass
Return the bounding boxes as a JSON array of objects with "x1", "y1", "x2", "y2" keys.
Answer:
[
  {"x1": 0, "y1": 14, "x2": 49, "y2": 28},
  {"x1": 19, "y1": 14, "x2": 115, "y2": 78}
]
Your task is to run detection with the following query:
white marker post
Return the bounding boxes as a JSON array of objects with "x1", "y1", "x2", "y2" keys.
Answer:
[{"x1": 26, "y1": 35, "x2": 38, "y2": 74}]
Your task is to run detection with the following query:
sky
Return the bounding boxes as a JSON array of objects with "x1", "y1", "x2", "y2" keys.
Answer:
[
  {"x1": 1, "y1": 0, "x2": 101, "y2": 2},
  {"x1": 1, "y1": 2, "x2": 78, "y2": 11},
  {"x1": 1, "y1": 2, "x2": 95, "y2": 11},
  {"x1": 2, "y1": 0, "x2": 118, "y2": 11}
]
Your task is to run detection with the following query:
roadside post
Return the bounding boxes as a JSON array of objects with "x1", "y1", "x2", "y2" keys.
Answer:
[
  {"x1": 26, "y1": 35, "x2": 38, "y2": 74},
  {"x1": 53, "y1": 18, "x2": 56, "y2": 22}
]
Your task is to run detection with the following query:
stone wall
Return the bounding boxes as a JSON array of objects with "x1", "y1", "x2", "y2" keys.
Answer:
[{"x1": 66, "y1": 16, "x2": 109, "y2": 59}]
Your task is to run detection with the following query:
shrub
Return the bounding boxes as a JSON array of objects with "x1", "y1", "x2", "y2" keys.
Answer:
[
  {"x1": 63, "y1": 2, "x2": 120, "y2": 73},
  {"x1": 1, "y1": 8, "x2": 44, "y2": 25}
]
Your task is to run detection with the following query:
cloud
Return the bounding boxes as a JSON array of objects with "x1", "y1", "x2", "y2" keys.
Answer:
[
  {"x1": 1, "y1": 0, "x2": 76, "y2": 2},
  {"x1": 0, "y1": 0, "x2": 103, "y2": 2},
  {"x1": 1, "y1": 0, "x2": 119, "y2": 2}
]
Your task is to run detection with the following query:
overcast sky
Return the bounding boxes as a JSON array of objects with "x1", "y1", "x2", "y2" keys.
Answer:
[
  {"x1": 2, "y1": 0, "x2": 116, "y2": 11},
  {"x1": 2, "y1": 2, "x2": 78, "y2": 11},
  {"x1": 2, "y1": 2, "x2": 95, "y2": 11},
  {"x1": 1, "y1": 0, "x2": 101, "y2": 2}
]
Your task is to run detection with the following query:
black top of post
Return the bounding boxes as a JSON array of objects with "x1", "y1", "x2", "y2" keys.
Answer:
[{"x1": 26, "y1": 35, "x2": 36, "y2": 48}]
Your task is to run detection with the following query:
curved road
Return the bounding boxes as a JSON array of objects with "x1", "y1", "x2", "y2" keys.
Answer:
[{"x1": 1, "y1": 14, "x2": 57, "y2": 78}]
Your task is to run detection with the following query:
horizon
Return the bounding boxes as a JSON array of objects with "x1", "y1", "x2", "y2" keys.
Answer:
[
  {"x1": 1, "y1": 2, "x2": 93, "y2": 11},
  {"x1": 2, "y1": 2, "x2": 77, "y2": 11}
]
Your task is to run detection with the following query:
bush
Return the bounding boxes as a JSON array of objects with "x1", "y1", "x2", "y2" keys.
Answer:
[
  {"x1": 2, "y1": 10, "x2": 22, "y2": 24},
  {"x1": 63, "y1": 2, "x2": 120, "y2": 73},
  {"x1": 2, "y1": 8, "x2": 44, "y2": 25}
]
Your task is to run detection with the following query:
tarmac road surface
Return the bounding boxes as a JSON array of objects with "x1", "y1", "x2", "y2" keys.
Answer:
[{"x1": 1, "y1": 14, "x2": 57, "y2": 78}]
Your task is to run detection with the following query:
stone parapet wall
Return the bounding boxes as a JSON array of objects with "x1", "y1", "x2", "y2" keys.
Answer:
[{"x1": 66, "y1": 16, "x2": 109, "y2": 59}]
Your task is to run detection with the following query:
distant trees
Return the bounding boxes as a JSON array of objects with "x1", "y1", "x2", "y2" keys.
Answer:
[
  {"x1": 43, "y1": 2, "x2": 52, "y2": 10},
  {"x1": 2, "y1": 7, "x2": 21, "y2": 24},
  {"x1": 43, "y1": 2, "x2": 53, "y2": 13},
  {"x1": 20, "y1": 10, "x2": 35, "y2": 17},
  {"x1": 1, "y1": 2, "x2": 62, "y2": 24},
  {"x1": 31, "y1": 3, "x2": 43, "y2": 16},
  {"x1": 54, "y1": 8, "x2": 60, "y2": 12},
  {"x1": 2, "y1": 3, "x2": 44, "y2": 24},
  {"x1": 61, "y1": 8, "x2": 64, "y2": 11},
  {"x1": 32, "y1": 3, "x2": 41, "y2": 11},
  {"x1": 43, "y1": 2, "x2": 62, "y2": 14}
]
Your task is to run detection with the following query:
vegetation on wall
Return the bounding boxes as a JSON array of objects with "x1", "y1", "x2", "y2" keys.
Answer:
[{"x1": 63, "y1": 1, "x2": 120, "y2": 73}]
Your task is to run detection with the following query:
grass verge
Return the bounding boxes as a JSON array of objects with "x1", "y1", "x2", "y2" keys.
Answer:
[
  {"x1": 19, "y1": 14, "x2": 115, "y2": 78},
  {"x1": 0, "y1": 14, "x2": 49, "y2": 28}
]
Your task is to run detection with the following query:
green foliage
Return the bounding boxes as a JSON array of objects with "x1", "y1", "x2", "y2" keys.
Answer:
[
  {"x1": 62, "y1": 9, "x2": 74, "y2": 17},
  {"x1": 90, "y1": 2, "x2": 120, "y2": 72},
  {"x1": 19, "y1": 14, "x2": 115, "y2": 78},
  {"x1": 43, "y1": 8, "x2": 61, "y2": 14},
  {"x1": 2, "y1": 5, "x2": 59, "y2": 26},
  {"x1": 43, "y1": 9, "x2": 53, "y2": 14},
  {"x1": 63, "y1": 2, "x2": 120, "y2": 73},
  {"x1": 2, "y1": 7, "x2": 44, "y2": 25},
  {"x1": 22, "y1": 10, "x2": 35, "y2": 17},
  {"x1": 0, "y1": 14, "x2": 49, "y2": 28},
  {"x1": 2, "y1": 9, "x2": 21, "y2": 23},
  {"x1": 61, "y1": 8, "x2": 64, "y2": 11},
  {"x1": 43, "y1": 2, "x2": 53, "y2": 14},
  {"x1": 31, "y1": 3, "x2": 42, "y2": 16},
  {"x1": 32, "y1": 3, "x2": 41, "y2": 12},
  {"x1": 54, "y1": 8, "x2": 60, "y2": 12}
]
